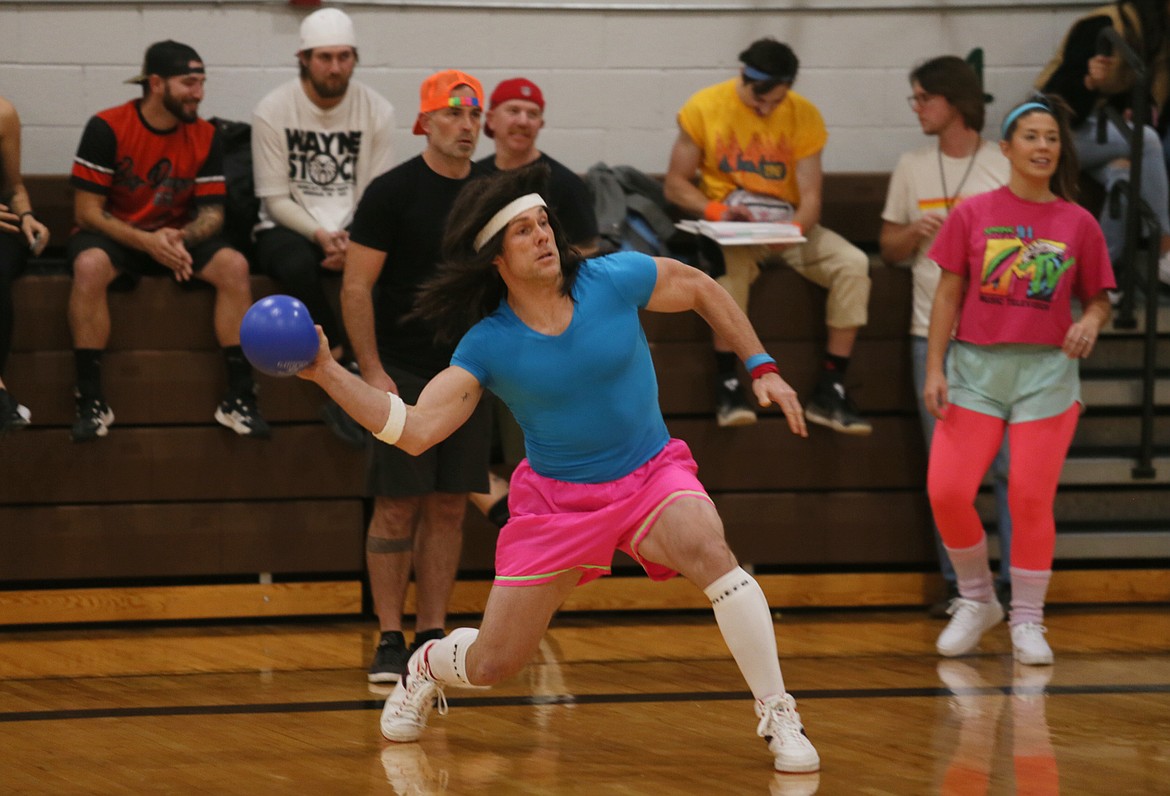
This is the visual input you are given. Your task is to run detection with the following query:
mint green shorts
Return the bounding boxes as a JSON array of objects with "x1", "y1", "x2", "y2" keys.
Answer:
[{"x1": 947, "y1": 341, "x2": 1081, "y2": 423}]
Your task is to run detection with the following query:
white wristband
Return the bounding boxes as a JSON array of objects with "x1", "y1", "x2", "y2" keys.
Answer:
[{"x1": 374, "y1": 391, "x2": 407, "y2": 445}]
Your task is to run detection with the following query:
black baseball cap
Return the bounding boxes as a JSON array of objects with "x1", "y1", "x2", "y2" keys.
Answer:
[{"x1": 124, "y1": 40, "x2": 205, "y2": 85}]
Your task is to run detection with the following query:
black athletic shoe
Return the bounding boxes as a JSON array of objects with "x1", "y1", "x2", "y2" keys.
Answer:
[
  {"x1": 369, "y1": 630, "x2": 410, "y2": 684},
  {"x1": 321, "y1": 399, "x2": 367, "y2": 449},
  {"x1": 71, "y1": 396, "x2": 114, "y2": 442},
  {"x1": 411, "y1": 628, "x2": 446, "y2": 653},
  {"x1": 804, "y1": 381, "x2": 872, "y2": 436},
  {"x1": 715, "y1": 377, "x2": 757, "y2": 427},
  {"x1": 0, "y1": 389, "x2": 31, "y2": 433},
  {"x1": 215, "y1": 393, "x2": 271, "y2": 438}
]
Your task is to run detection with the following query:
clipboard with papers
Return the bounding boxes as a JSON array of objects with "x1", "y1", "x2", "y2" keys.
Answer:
[{"x1": 675, "y1": 220, "x2": 806, "y2": 245}]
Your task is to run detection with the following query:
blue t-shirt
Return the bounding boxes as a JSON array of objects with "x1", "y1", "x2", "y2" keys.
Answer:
[{"x1": 452, "y1": 252, "x2": 670, "y2": 483}]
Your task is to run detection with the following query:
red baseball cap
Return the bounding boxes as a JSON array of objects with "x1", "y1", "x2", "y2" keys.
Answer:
[{"x1": 485, "y1": 78, "x2": 545, "y2": 138}]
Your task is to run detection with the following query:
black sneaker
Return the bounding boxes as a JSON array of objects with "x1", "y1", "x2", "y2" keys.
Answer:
[
  {"x1": 411, "y1": 628, "x2": 446, "y2": 653},
  {"x1": 715, "y1": 377, "x2": 757, "y2": 427},
  {"x1": 321, "y1": 399, "x2": 367, "y2": 449},
  {"x1": 215, "y1": 393, "x2": 271, "y2": 438},
  {"x1": 71, "y1": 396, "x2": 114, "y2": 442},
  {"x1": 369, "y1": 630, "x2": 410, "y2": 684},
  {"x1": 804, "y1": 381, "x2": 872, "y2": 436},
  {"x1": 0, "y1": 389, "x2": 31, "y2": 433}
]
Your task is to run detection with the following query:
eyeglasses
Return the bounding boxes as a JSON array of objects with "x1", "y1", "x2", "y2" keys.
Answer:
[{"x1": 907, "y1": 92, "x2": 938, "y2": 110}]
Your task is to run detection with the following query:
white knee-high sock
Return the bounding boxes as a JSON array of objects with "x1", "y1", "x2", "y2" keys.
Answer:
[
  {"x1": 704, "y1": 567, "x2": 786, "y2": 701},
  {"x1": 421, "y1": 627, "x2": 479, "y2": 687}
]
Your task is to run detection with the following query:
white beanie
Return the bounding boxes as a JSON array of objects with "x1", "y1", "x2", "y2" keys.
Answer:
[{"x1": 299, "y1": 8, "x2": 357, "y2": 52}]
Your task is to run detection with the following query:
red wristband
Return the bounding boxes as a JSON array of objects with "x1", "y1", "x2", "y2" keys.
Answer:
[
  {"x1": 703, "y1": 201, "x2": 728, "y2": 221},
  {"x1": 750, "y1": 362, "x2": 780, "y2": 380}
]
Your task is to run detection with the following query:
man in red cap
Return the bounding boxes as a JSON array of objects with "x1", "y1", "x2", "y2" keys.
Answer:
[
  {"x1": 478, "y1": 78, "x2": 598, "y2": 255},
  {"x1": 67, "y1": 40, "x2": 267, "y2": 441},
  {"x1": 342, "y1": 70, "x2": 493, "y2": 685}
]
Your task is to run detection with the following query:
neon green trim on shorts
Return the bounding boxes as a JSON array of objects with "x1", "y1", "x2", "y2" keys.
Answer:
[
  {"x1": 628, "y1": 489, "x2": 714, "y2": 567},
  {"x1": 494, "y1": 564, "x2": 610, "y2": 585}
]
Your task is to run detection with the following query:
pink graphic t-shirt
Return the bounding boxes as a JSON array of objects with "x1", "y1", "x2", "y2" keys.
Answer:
[{"x1": 928, "y1": 186, "x2": 1115, "y2": 346}]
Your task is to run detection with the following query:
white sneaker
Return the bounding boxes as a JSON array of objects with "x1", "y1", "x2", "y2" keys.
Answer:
[
  {"x1": 380, "y1": 639, "x2": 447, "y2": 743},
  {"x1": 756, "y1": 693, "x2": 820, "y2": 773},
  {"x1": 936, "y1": 597, "x2": 1004, "y2": 657},
  {"x1": 380, "y1": 743, "x2": 447, "y2": 795},
  {"x1": 770, "y1": 771, "x2": 821, "y2": 796},
  {"x1": 936, "y1": 660, "x2": 992, "y2": 718},
  {"x1": 1011, "y1": 622, "x2": 1054, "y2": 665}
]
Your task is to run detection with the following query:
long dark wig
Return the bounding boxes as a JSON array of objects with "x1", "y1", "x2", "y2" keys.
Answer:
[{"x1": 409, "y1": 162, "x2": 584, "y2": 346}]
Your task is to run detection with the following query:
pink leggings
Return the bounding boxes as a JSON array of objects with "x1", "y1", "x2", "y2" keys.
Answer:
[{"x1": 928, "y1": 404, "x2": 1079, "y2": 571}]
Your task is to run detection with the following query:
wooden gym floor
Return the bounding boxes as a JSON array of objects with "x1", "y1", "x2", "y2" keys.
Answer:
[{"x1": 0, "y1": 604, "x2": 1167, "y2": 794}]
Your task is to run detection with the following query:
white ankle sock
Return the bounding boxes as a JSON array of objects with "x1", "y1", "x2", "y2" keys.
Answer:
[
  {"x1": 421, "y1": 627, "x2": 479, "y2": 687},
  {"x1": 704, "y1": 566, "x2": 785, "y2": 701}
]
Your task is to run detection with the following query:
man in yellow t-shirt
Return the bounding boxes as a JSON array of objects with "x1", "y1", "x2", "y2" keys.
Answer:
[{"x1": 666, "y1": 37, "x2": 871, "y2": 434}]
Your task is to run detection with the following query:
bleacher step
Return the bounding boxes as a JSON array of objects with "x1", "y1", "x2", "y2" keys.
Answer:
[{"x1": 1061, "y1": 456, "x2": 1170, "y2": 485}]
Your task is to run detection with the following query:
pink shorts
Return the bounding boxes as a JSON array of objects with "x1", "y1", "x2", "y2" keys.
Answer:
[{"x1": 494, "y1": 438, "x2": 714, "y2": 587}]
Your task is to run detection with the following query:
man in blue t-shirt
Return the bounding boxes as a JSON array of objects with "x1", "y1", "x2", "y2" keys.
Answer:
[{"x1": 301, "y1": 164, "x2": 821, "y2": 775}]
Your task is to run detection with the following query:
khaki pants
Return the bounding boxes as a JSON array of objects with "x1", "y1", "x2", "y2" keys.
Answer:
[{"x1": 717, "y1": 224, "x2": 870, "y2": 329}]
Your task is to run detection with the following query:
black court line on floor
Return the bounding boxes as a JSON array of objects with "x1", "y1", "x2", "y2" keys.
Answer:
[{"x1": 2, "y1": 683, "x2": 1169, "y2": 723}]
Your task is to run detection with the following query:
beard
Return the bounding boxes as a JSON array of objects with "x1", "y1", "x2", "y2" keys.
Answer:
[
  {"x1": 309, "y1": 73, "x2": 349, "y2": 100},
  {"x1": 162, "y1": 88, "x2": 198, "y2": 123}
]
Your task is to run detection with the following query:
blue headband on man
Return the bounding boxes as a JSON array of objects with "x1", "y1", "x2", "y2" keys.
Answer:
[
  {"x1": 1001, "y1": 102, "x2": 1051, "y2": 139},
  {"x1": 742, "y1": 64, "x2": 793, "y2": 83}
]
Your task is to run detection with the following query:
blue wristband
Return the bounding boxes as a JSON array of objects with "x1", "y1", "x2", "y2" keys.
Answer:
[{"x1": 745, "y1": 353, "x2": 775, "y2": 372}]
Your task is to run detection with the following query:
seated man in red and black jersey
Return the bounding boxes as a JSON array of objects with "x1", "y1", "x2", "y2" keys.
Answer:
[{"x1": 67, "y1": 40, "x2": 267, "y2": 441}]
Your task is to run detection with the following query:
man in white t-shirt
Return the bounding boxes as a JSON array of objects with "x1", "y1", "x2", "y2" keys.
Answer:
[
  {"x1": 879, "y1": 55, "x2": 1013, "y2": 614},
  {"x1": 251, "y1": 8, "x2": 395, "y2": 390}
]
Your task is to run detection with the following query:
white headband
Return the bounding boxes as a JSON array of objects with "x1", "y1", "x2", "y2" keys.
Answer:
[{"x1": 473, "y1": 193, "x2": 547, "y2": 252}]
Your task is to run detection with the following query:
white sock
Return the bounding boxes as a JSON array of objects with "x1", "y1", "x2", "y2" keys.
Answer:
[
  {"x1": 1009, "y1": 567, "x2": 1052, "y2": 626},
  {"x1": 421, "y1": 627, "x2": 480, "y2": 687},
  {"x1": 704, "y1": 566, "x2": 785, "y2": 701}
]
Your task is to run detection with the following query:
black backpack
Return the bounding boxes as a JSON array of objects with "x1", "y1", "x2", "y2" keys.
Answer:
[{"x1": 210, "y1": 117, "x2": 260, "y2": 258}]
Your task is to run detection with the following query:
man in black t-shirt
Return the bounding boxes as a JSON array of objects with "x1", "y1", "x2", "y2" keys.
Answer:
[
  {"x1": 344, "y1": 69, "x2": 491, "y2": 685},
  {"x1": 477, "y1": 77, "x2": 598, "y2": 254}
]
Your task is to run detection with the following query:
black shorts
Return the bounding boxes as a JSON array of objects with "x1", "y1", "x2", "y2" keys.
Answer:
[
  {"x1": 366, "y1": 363, "x2": 492, "y2": 497},
  {"x1": 67, "y1": 230, "x2": 234, "y2": 291}
]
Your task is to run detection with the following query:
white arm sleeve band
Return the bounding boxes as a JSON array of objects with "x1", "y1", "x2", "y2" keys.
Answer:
[{"x1": 374, "y1": 391, "x2": 407, "y2": 445}]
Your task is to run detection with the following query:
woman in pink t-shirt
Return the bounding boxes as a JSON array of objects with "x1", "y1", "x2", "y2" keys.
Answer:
[{"x1": 923, "y1": 94, "x2": 1115, "y2": 666}]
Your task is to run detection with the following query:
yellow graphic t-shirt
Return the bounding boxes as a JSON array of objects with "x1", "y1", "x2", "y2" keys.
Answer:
[{"x1": 677, "y1": 78, "x2": 827, "y2": 207}]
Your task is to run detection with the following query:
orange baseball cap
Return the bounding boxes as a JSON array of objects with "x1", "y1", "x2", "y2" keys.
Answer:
[{"x1": 413, "y1": 69, "x2": 485, "y2": 135}]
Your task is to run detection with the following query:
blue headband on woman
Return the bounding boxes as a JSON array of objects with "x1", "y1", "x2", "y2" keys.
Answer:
[{"x1": 1000, "y1": 102, "x2": 1051, "y2": 139}]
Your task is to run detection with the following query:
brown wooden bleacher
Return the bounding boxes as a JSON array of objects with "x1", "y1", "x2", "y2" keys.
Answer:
[{"x1": 2, "y1": 172, "x2": 963, "y2": 624}]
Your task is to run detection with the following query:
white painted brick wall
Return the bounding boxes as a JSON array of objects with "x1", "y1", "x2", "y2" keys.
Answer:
[{"x1": 0, "y1": 3, "x2": 1087, "y2": 176}]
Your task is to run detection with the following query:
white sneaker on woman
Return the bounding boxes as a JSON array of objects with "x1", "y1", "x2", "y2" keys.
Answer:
[
  {"x1": 936, "y1": 598, "x2": 1004, "y2": 657},
  {"x1": 1011, "y1": 622, "x2": 1054, "y2": 665}
]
